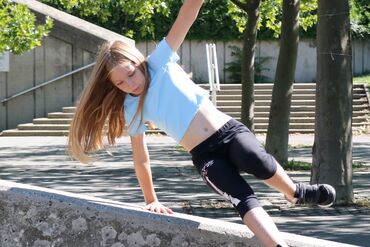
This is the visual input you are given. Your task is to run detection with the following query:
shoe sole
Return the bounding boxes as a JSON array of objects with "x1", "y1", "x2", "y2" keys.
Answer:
[{"x1": 318, "y1": 184, "x2": 336, "y2": 208}]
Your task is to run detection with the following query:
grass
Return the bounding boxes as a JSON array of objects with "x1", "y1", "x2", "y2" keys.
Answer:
[
  {"x1": 175, "y1": 145, "x2": 187, "y2": 152},
  {"x1": 285, "y1": 160, "x2": 312, "y2": 170},
  {"x1": 284, "y1": 160, "x2": 366, "y2": 171},
  {"x1": 355, "y1": 198, "x2": 370, "y2": 208},
  {"x1": 336, "y1": 198, "x2": 370, "y2": 208},
  {"x1": 353, "y1": 161, "x2": 366, "y2": 169},
  {"x1": 288, "y1": 144, "x2": 312, "y2": 149},
  {"x1": 353, "y1": 72, "x2": 370, "y2": 87},
  {"x1": 334, "y1": 199, "x2": 370, "y2": 208}
]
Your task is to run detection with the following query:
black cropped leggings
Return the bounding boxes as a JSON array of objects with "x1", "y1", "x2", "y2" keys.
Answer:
[{"x1": 190, "y1": 119, "x2": 277, "y2": 219}]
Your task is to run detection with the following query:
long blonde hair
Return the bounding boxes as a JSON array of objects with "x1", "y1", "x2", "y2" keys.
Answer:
[{"x1": 68, "y1": 40, "x2": 150, "y2": 163}]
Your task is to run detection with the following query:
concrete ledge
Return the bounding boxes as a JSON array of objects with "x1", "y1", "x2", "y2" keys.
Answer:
[{"x1": 0, "y1": 180, "x2": 356, "y2": 247}]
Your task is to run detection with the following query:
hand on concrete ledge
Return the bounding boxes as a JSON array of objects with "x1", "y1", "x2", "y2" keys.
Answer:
[{"x1": 144, "y1": 200, "x2": 174, "y2": 215}]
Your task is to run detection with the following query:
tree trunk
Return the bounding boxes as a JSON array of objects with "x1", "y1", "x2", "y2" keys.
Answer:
[
  {"x1": 312, "y1": 0, "x2": 353, "y2": 204},
  {"x1": 240, "y1": 0, "x2": 260, "y2": 132},
  {"x1": 265, "y1": 0, "x2": 300, "y2": 165}
]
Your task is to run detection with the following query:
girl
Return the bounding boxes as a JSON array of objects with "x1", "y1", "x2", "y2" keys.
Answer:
[{"x1": 68, "y1": 1, "x2": 335, "y2": 246}]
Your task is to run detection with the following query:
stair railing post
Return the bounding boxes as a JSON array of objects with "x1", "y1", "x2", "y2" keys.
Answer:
[{"x1": 206, "y1": 43, "x2": 220, "y2": 107}]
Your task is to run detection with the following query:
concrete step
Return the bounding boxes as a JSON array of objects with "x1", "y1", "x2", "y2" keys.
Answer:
[
  {"x1": 244, "y1": 121, "x2": 369, "y2": 129},
  {"x1": 231, "y1": 116, "x2": 368, "y2": 124},
  {"x1": 254, "y1": 128, "x2": 315, "y2": 134},
  {"x1": 33, "y1": 118, "x2": 72, "y2": 125},
  {"x1": 201, "y1": 83, "x2": 320, "y2": 90},
  {"x1": 201, "y1": 82, "x2": 365, "y2": 88},
  {"x1": 48, "y1": 112, "x2": 75, "y2": 119},
  {"x1": 0, "y1": 127, "x2": 165, "y2": 137},
  {"x1": 220, "y1": 104, "x2": 370, "y2": 112},
  {"x1": 18, "y1": 123, "x2": 71, "y2": 131},
  {"x1": 200, "y1": 83, "x2": 366, "y2": 92},
  {"x1": 213, "y1": 89, "x2": 369, "y2": 96},
  {"x1": 221, "y1": 105, "x2": 312, "y2": 112},
  {"x1": 228, "y1": 109, "x2": 369, "y2": 117},
  {"x1": 216, "y1": 92, "x2": 367, "y2": 101},
  {"x1": 63, "y1": 107, "x2": 76, "y2": 113},
  {"x1": 0, "y1": 129, "x2": 69, "y2": 136},
  {"x1": 251, "y1": 111, "x2": 368, "y2": 118},
  {"x1": 216, "y1": 98, "x2": 369, "y2": 107},
  {"x1": 251, "y1": 116, "x2": 368, "y2": 124},
  {"x1": 212, "y1": 89, "x2": 315, "y2": 95}
]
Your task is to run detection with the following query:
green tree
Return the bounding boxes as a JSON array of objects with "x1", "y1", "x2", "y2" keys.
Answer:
[
  {"x1": 265, "y1": 0, "x2": 300, "y2": 165},
  {"x1": 229, "y1": 0, "x2": 260, "y2": 132},
  {"x1": 0, "y1": 0, "x2": 53, "y2": 55}
]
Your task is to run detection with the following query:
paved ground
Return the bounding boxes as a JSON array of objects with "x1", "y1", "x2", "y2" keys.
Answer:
[{"x1": 0, "y1": 134, "x2": 369, "y2": 246}]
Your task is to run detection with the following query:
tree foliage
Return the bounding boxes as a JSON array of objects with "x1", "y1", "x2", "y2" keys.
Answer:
[
  {"x1": 0, "y1": 0, "x2": 53, "y2": 54},
  {"x1": 40, "y1": 0, "x2": 171, "y2": 39},
  {"x1": 350, "y1": 0, "x2": 370, "y2": 38},
  {"x1": 3, "y1": 0, "x2": 365, "y2": 55},
  {"x1": 229, "y1": 0, "x2": 368, "y2": 39},
  {"x1": 39, "y1": 0, "x2": 369, "y2": 40},
  {"x1": 221, "y1": 0, "x2": 317, "y2": 39}
]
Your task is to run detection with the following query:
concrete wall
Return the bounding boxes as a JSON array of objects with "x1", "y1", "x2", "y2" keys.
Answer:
[
  {"x1": 0, "y1": 180, "x2": 357, "y2": 247},
  {"x1": 136, "y1": 39, "x2": 370, "y2": 84},
  {"x1": 0, "y1": 0, "x2": 133, "y2": 131}
]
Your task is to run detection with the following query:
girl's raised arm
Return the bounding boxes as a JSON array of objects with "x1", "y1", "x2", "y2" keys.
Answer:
[{"x1": 166, "y1": 0, "x2": 204, "y2": 52}]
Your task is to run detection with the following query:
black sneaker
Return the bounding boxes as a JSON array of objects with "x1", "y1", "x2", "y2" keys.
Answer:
[{"x1": 293, "y1": 183, "x2": 336, "y2": 207}]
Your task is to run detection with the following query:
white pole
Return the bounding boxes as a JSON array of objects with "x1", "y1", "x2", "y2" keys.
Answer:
[
  {"x1": 211, "y1": 44, "x2": 220, "y2": 91},
  {"x1": 205, "y1": 44, "x2": 214, "y2": 92}
]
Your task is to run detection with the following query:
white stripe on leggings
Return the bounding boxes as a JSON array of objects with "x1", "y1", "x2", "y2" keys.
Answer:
[{"x1": 203, "y1": 174, "x2": 241, "y2": 206}]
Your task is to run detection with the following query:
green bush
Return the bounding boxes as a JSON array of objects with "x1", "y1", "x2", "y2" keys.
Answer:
[{"x1": 224, "y1": 45, "x2": 272, "y2": 83}]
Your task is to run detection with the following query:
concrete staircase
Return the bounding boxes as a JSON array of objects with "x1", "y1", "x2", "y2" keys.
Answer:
[
  {"x1": 202, "y1": 83, "x2": 370, "y2": 133},
  {"x1": 1, "y1": 83, "x2": 369, "y2": 136}
]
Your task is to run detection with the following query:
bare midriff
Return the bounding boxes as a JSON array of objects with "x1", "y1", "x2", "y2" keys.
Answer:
[{"x1": 180, "y1": 99, "x2": 232, "y2": 152}]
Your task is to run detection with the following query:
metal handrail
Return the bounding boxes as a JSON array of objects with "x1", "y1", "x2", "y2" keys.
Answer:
[
  {"x1": 206, "y1": 43, "x2": 220, "y2": 106},
  {"x1": 1, "y1": 62, "x2": 96, "y2": 104}
]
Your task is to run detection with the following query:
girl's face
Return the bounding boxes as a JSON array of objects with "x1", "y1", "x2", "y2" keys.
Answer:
[{"x1": 110, "y1": 63, "x2": 145, "y2": 96}]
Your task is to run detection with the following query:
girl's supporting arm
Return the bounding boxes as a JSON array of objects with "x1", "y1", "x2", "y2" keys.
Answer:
[{"x1": 130, "y1": 134, "x2": 173, "y2": 214}]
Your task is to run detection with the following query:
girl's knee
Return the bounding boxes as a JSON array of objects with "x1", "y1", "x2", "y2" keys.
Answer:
[
  {"x1": 230, "y1": 136, "x2": 278, "y2": 179},
  {"x1": 253, "y1": 154, "x2": 278, "y2": 180}
]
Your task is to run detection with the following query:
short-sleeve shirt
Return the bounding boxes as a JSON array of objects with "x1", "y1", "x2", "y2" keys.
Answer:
[{"x1": 124, "y1": 38, "x2": 209, "y2": 142}]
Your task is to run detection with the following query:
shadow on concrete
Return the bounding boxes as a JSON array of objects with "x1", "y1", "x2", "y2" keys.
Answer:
[
  {"x1": 272, "y1": 209, "x2": 370, "y2": 246},
  {"x1": 1, "y1": 137, "x2": 370, "y2": 246}
]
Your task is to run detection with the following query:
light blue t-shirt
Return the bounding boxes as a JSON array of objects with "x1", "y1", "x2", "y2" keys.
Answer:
[{"x1": 124, "y1": 38, "x2": 209, "y2": 142}]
